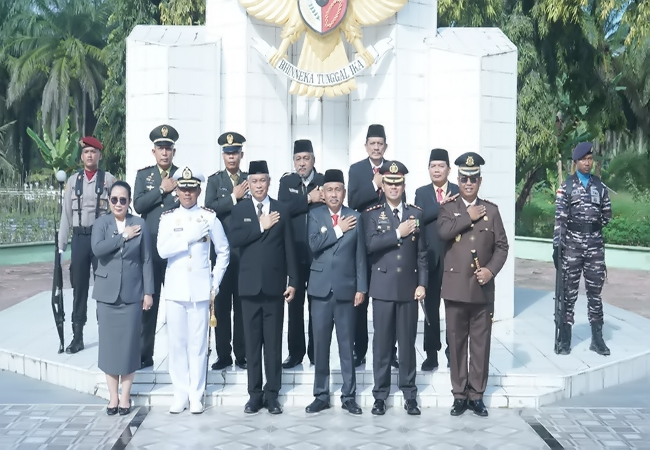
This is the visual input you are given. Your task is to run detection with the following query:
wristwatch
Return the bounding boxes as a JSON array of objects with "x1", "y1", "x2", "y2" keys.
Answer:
[
  {"x1": 159, "y1": 186, "x2": 164, "y2": 195},
  {"x1": 122, "y1": 232, "x2": 129, "y2": 241}
]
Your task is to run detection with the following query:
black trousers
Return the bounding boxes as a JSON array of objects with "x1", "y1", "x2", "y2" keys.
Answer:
[
  {"x1": 423, "y1": 261, "x2": 447, "y2": 356},
  {"x1": 70, "y1": 232, "x2": 97, "y2": 325},
  {"x1": 141, "y1": 240, "x2": 165, "y2": 362},
  {"x1": 286, "y1": 264, "x2": 313, "y2": 362},
  {"x1": 241, "y1": 295, "x2": 284, "y2": 402},
  {"x1": 213, "y1": 259, "x2": 246, "y2": 361},
  {"x1": 372, "y1": 299, "x2": 418, "y2": 401},
  {"x1": 312, "y1": 293, "x2": 356, "y2": 403}
]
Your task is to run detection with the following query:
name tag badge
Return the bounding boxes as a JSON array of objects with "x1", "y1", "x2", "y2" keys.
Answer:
[
  {"x1": 244, "y1": 218, "x2": 252, "y2": 222},
  {"x1": 289, "y1": 188, "x2": 299, "y2": 194},
  {"x1": 174, "y1": 227, "x2": 183, "y2": 232},
  {"x1": 590, "y1": 186, "x2": 600, "y2": 204}
]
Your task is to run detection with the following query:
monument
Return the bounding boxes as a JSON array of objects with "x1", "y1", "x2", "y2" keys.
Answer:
[{"x1": 125, "y1": 0, "x2": 517, "y2": 320}]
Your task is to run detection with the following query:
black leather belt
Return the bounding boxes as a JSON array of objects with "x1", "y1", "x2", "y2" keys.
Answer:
[
  {"x1": 73, "y1": 226, "x2": 93, "y2": 235},
  {"x1": 567, "y1": 222, "x2": 601, "y2": 233}
]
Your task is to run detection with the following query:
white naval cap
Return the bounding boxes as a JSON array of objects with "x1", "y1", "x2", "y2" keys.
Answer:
[{"x1": 173, "y1": 166, "x2": 205, "y2": 188}]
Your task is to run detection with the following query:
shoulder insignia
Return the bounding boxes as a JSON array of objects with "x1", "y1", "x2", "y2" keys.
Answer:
[
  {"x1": 215, "y1": 170, "x2": 223, "y2": 175},
  {"x1": 281, "y1": 172, "x2": 292, "y2": 178},
  {"x1": 481, "y1": 198, "x2": 498, "y2": 207},
  {"x1": 137, "y1": 165, "x2": 154, "y2": 173},
  {"x1": 407, "y1": 203, "x2": 422, "y2": 211},
  {"x1": 161, "y1": 209, "x2": 176, "y2": 216},
  {"x1": 365, "y1": 204, "x2": 383, "y2": 212},
  {"x1": 201, "y1": 206, "x2": 215, "y2": 214}
]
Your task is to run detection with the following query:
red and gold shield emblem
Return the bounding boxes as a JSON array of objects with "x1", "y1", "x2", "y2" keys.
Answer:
[{"x1": 298, "y1": 0, "x2": 349, "y2": 35}]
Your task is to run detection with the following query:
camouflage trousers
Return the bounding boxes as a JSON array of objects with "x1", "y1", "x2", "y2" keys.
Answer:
[{"x1": 562, "y1": 242, "x2": 606, "y2": 325}]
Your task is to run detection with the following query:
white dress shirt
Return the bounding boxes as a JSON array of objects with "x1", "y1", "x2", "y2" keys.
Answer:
[
  {"x1": 387, "y1": 202, "x2": 404, "y2": 239},
  {"x1": 329, "y1": 208, "x2": 344, "y2": 239},
  {"x1": 252, "y1": 195, "x2": 271, "y2": 233},
  {"x1": 462, "y1": 197, "x2": 477, "y2": 207},
  {"x1": 370, "y1": 158, "x2": 384, "y2": 192}
]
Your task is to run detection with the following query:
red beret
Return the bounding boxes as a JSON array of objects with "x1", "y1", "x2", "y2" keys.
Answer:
[{"x1": 80, "y1": 136, "x2": 103, "y2": 150}]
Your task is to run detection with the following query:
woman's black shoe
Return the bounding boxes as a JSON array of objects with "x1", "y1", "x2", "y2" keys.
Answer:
[
  {"x1": 106, "y1": 406, "x2": 118, "y2": 416},
  {"x1": 118, "y1": 406, "x2": 132, "y2": 415}
]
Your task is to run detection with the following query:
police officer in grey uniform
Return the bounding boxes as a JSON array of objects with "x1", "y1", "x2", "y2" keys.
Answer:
[
  {"x1": 204, "y1": 131, "x2": 248, "y2": 370},
  {"x1": 363, "y1": 161, "x2": 427, "y2": 416},
  {"x1": 553, "y1": 142, "x2": 612, "y2": 356},
  {"x1": 133, "y1": 125, "x2": 181, "y2": 368},
  {"x1": 58, "y1": 136, "x2": 116, "y2": 354}
]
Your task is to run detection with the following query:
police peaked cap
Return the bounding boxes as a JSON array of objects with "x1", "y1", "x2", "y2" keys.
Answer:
[
  {"x1": 173, "y1": 166, "x2": 204, "y2": 188},
  {"x1": 149, "y1": 124, "x2": 179, "y2": 146},
  {"x1": 323, "y1": 169, "x2": 345, "y2": 184},
  {"x1": 380, "y1": 160, "x2": 408, "y2": 184},
  {"x1": 218, "y1": 132, "x2": 246, "y2": 153},
  {"x1": 455, "y1": 152, "x2": 485, "y2": 176},
  {"x1": 249, "y1": 160, "x2": 269, "y2": 175},
  {"x1": 294, "y1": 139, "x2": 314, "y2": 154},
  {"x1": 572, "y1": 142, "x2": 593, "y2": 161}
]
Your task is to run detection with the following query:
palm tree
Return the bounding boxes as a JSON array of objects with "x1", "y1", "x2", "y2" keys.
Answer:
[{"x1": 1, "y1": 0, "x2": 109, "y2": 137}]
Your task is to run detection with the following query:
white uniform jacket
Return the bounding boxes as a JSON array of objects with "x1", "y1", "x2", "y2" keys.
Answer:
[{"x1": 157, "y1": 205, "x2": 230, "y2": 302}]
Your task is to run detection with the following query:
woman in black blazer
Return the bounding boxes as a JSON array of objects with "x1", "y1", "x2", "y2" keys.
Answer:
[{"x1": 91, "y1": 181, "x2": 154, "y2": 416}]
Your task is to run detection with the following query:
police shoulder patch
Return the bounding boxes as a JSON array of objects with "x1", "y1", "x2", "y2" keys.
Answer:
[{"x1": 365, "y1": 204, "x2": 383, "y2": 212}]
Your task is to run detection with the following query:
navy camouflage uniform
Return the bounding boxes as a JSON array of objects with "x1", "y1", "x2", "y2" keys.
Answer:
[{"x1": 553, "y1": 173, "x2": 612, "y2": 325}]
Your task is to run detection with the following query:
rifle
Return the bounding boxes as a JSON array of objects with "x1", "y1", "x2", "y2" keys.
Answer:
[
  {"x1": 553, "y1": 230, "x2": 567, "y2": 354},
  {"x1": 52, "y1": 173, "x2": 66, "y2": 353}
]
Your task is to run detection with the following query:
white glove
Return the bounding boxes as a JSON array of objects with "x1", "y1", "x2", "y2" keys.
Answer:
[
  {"x1": 210, "y1": 274, "x2": 219, "y2": 297},
  {"x1": 58, "y1": 249, "x2": 64, "y2": 263},
  {"x1": 186, "y1": 220, "x2": 210, "y2": 244}
]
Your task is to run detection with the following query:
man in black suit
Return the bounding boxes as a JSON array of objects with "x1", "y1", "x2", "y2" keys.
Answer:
[
  {"x1": 204, "y1": 132, "x2": 249, "y2": 371},
  {"x1": 133, "y1": 124, "x2": 180, "y2": 369},
  {"x1": 228, "y1": 160, "x2": 299, "y2": 415},
  {"x1": 347, "y1": 124, "x2": 398, "y2": 368},
  {"x1": 414, "y1": 148, "x2": 460, "y2": 371},
  {"x1": 278, "y1": 139, "x2": 325, "y2": 368},
  {"x1": 364, "y1": 160, "x2": 427, "y2": 416},
  {"x1": 305, "y1": 169, "x2": 366, "y2": 415}
]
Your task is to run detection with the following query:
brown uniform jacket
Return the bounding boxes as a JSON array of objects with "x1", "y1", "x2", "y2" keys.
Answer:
[{"x1": 438, "y1": 198, "x2": 509, "y2": 304}]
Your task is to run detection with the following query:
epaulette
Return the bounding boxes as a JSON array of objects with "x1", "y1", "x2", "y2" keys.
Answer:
[
  {"x1": 365, "y1": 204, "x2": 383, "y2": 212},
  {"x1": 215, "y1": 170, "x2": 223, "y2": 175},
  {"x1": 161, "y1": 209, "x2": 175, "y2": 216},
  {"x1": 481, "y1": 198, "x2": 498, "y2": 207},
  {"x1": 407, "y1": 203, "x2": 422, "y2": 211},
  {"x1": 281, "y1": 172, "x2": 292, "y2": 178},
  {"x1": 137, "y1": 165, "x2": 154, "y2": 173},
  {"x1": 201, "y1": 206, "x2": 215, "y2": 214}
]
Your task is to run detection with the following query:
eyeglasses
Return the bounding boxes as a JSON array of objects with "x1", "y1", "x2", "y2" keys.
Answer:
[
  {"x1": 110, "y1": 197, "x2": 128, "y2": 205},
  {"x1": 460, "y1": 176, "x2": 478, "y2": 184}
]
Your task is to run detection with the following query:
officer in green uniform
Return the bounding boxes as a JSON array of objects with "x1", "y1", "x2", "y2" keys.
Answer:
[{"x1": 133, "y1": 124, "x2": 181, "y2": 369}]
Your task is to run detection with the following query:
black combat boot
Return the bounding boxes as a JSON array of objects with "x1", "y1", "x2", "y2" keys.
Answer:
[
  {"x1": 558, "y1": 323, "x2": 572, "y2": 355},
  {"x1": 589, "y1": 321, "x2": 610, "y2": 356},
  {"x1": 65, "y1": 323, "x2": 85, "y2": 354}
]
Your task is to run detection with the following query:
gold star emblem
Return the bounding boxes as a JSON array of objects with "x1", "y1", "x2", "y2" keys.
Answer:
[
  {"x1": 182, "y1": 167, "x2": 192, "y2": 180},
  {"x1": 389, "y1": 163, "x2": 399, "y2": 174},
  {"x1": 161, "y1": 126, "x2": 169, "y2": 138},
  {"x1": 466, "y1": 156, "x2": 474, "y2": 166},
  {"x1": 227, "y1": 134, "x2": 234, "y2": 145}
]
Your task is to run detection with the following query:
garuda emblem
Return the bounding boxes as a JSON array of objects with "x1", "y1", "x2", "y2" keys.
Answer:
[{"x1": 240, "y1": 0, "x2": 407, "y2": 97}]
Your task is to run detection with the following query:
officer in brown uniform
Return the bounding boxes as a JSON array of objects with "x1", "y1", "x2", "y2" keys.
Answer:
[
  {"x1": 438, "y1": 152, "x2": 509, "y2": 417},
  {"x1": 58, "y1": 136, "x2": 116, "y2": 354}
]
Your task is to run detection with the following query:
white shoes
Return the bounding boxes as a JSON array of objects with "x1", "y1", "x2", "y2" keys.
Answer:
[
  {"x1": 190, "y1": 401, "x2": 204, "y2": 414},
  {"x1": 169, "y1": 399, "x2": 188, "y2": 414}
]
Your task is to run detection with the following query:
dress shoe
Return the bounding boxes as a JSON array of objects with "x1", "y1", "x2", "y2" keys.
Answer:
[
  {"x1": 106, "y1": 405, "x2": 118, "y2": 416},
  {"x1": 118, "y1": 406, "x2": 131, "y2": 416},
  {"x1": 342, "y1": 399, "x2": 362, "y2": 415},
  {"x1": 244, "y1": 399, "x2": 262, "y2": 414},
  {"x1": 421, "y1": 354, "x2": 439, "y2": 372},
  {"x1": 65, "y1": 323, "x2": 84, "y2": 354},
  {"x1": 265, "y1": 398, "x2": 283, "y2": 415},
  {"x1": 211, "y1": 357, "x2": 233, "y2": 370},
  {"x1": 469, "y1": 399, "x2": 488, "y2": 417},
  {"x1": 282, "y1": 355, "x2": 303, "y2": 369},
  {"x1": 450, "y1": 398, "x2": 468, "y2": 416},
  {"x1": 404, "y1": 399, "x2": 421, "y2": 415},
  {"x1": 305, "y1": 399, "x2": 330, "y2": 414},
  {"x1": 169, "y1": 399, "x2": 188, "y2": 414},
  {"x1": 140, "y1": 358, "x2": 154, "y2": 370},
  {"x1": 371, "y1": 399, "x2": 386, "y2": 416},
  {"x1": 190, "y1": 401, "x2": 204, "y2": 414},
  {"x1": 354, "y1": 356, "x2": 366, "y2": 368},
  {"x1": 235, "y1": 358, "x2": 247, "y2": 370}
]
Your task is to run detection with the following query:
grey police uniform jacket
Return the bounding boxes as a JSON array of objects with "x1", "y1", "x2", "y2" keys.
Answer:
[{"x1": 91, "y1": 214, "x2": 154, "y2": 304}]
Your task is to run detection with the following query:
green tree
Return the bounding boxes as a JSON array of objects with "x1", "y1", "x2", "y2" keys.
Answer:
[
  {"x1": 159, "y1": 0, "x2": 206, "y2": 25},
  {"x1": 1, "y1": 0, "x2": 109, "y2": 137}
]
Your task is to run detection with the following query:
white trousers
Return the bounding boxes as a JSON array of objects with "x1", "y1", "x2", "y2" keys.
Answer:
[{"x1": 166, "y1": 300, "x2": 209, "y2": 404}]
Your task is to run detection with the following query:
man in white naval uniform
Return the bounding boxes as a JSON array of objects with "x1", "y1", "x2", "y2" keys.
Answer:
[{"x1": 157, "y1": 167, "x2": 230, "y2": 414}]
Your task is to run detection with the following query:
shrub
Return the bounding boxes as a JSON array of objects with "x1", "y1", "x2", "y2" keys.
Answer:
[{"x1": 605, "y1": 152, "x2": 650, "y2": 191}]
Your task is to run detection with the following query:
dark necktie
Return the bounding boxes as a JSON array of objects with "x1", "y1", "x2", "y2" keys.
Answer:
[
  {"x1": 257, "y1": 203, "x2": 264, "y2": 218},
  {"x1": 393, "y1": 208, "x2": 400, "y2": 222}
]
